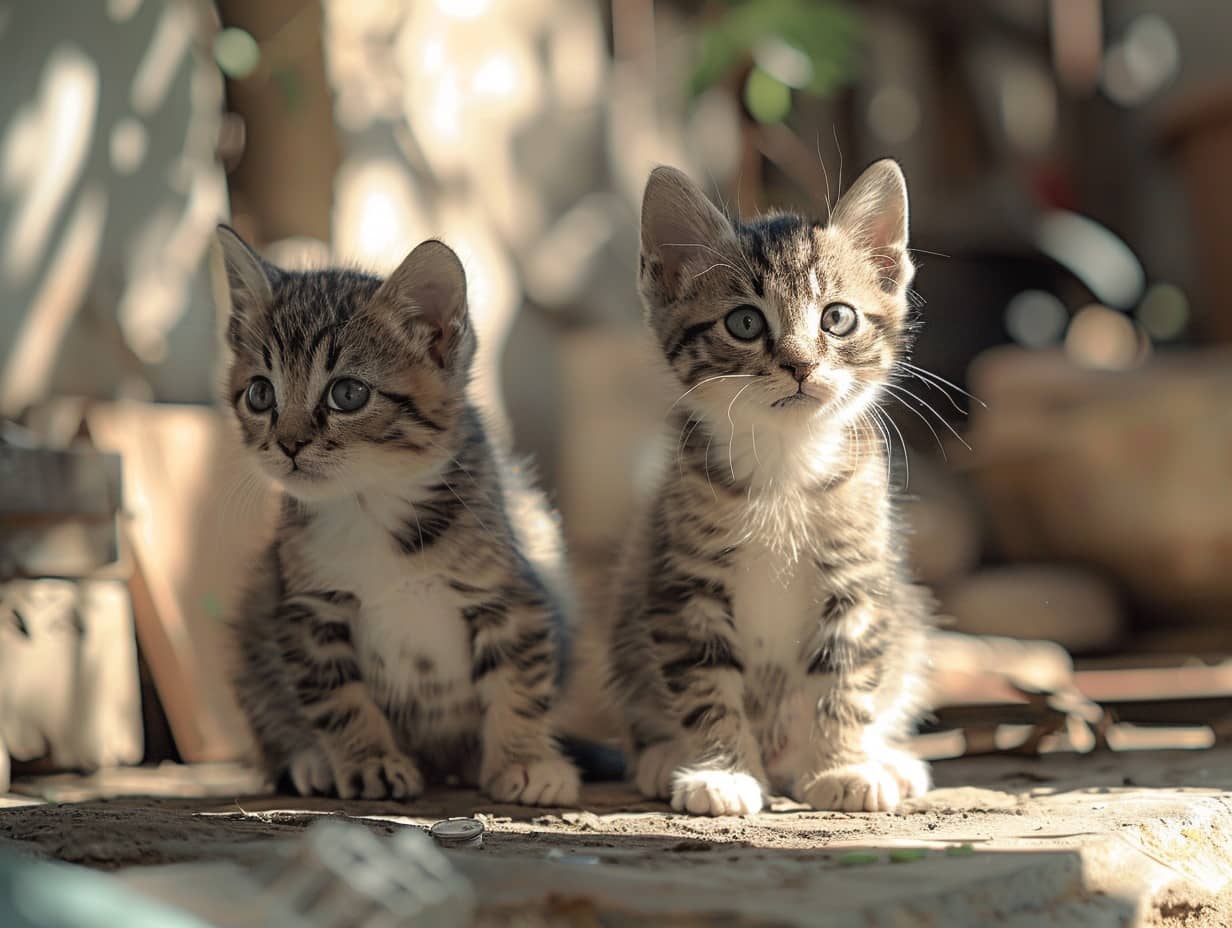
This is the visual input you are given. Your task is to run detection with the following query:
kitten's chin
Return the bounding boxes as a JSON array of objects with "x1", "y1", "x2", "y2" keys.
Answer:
[{"x1": 271, "y1": 469, "x2": 350, "y2": 503}]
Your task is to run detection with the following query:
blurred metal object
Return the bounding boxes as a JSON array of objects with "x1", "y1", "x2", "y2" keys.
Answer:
[
  {"x1": 117, "y1": 820, "x2": 477, "y2": 928},
  {"x1": 260, "y1": 820, "x2": 476, "y2": 928}
]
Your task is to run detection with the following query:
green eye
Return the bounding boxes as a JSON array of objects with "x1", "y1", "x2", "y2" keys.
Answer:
[
  {"x1": 821, "y1": 302, "x2": 858, "y2": 337},
  {"x1": 724, "y1": 305, "x2": 766, "y2": 341},
  {"x1": 246, "y1": 376, "x2": 275, "y2": 412},
  {"x1": 327, "y1": 377, "x2": 370, "y2": 412}
]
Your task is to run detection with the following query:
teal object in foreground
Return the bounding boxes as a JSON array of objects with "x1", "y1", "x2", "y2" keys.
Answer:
[{"x1": 0, "y1": 850, "x2": 212, "y2": 928}]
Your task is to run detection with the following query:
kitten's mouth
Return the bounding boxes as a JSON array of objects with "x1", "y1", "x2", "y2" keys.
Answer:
[
  {"x1": 771, "y1": 388, "x2": 824, "y2": 408},
  {"x1": 281, "y1": 463, "x2": 323, "y2": 482}
]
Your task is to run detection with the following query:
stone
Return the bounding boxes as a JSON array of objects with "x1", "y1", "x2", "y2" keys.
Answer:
[
  {"x1": 938, "y1": 565, "x2": 1127, "y2": 653},
  {"x1": 966, "y1": 346, "x2": 1232, "y2": 624}
]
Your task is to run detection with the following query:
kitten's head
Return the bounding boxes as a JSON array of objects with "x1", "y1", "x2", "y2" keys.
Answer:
[
  {"x1": 217, "y1": 227, "x2": 475, "y2": 501},
  {"x1": 638, "y1": 159, "x2": 915, "y2": 434}
]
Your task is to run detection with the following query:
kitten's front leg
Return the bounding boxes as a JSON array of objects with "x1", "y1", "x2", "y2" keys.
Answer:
[
  {"x1": 794, "y1": 599, "x2": 929, "y2": 813},
  {"x1": 648, "y1": 587, "x2": 767, "y2": 816},
  {"x1": 468, "y1": 590, "x2": 580, "y2": 807},
  {"x1": 277, "y1": 592, "x2": 423, "y2": 800}
]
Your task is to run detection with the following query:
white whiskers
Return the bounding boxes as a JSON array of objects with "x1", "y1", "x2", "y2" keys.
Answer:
[
  {"x1": 725, "y1": 381, "x2": 755, "y2": 480},
  {"x1": 879, "y1": 381, "x2": 972, "y2": 453},
  {"x1": 667, "y1": 373, "x2": 756, "y2": 414}
]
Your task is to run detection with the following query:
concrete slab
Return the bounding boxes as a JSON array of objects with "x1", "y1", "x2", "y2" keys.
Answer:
[{"x1": 2, "y1": 750, "x2": 1231, "y2": 926}]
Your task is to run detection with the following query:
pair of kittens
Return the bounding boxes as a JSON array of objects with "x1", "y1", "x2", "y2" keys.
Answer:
[{"x1": 220, "y1": 159, "x2": 932, "y2": 816}]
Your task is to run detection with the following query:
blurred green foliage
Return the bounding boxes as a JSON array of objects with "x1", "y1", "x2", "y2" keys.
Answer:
[{"x1": 688, "y1": 0, "x2": 859, "y2": 123}]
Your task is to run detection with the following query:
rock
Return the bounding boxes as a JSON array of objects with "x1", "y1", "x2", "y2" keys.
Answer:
[
  {"x1": 967, "y1": 346, "x2": 1232, "y2": 624},
  {"x1": 939, "y1": 565, "x2": 1126, "y2": 653}
]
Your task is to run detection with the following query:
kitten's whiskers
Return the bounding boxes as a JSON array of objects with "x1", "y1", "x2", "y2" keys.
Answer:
[
  {"x1": 687, "y1": 262, "x2": 739, "y2": 282},
  {"x1": 677, "y1": 415, "x2": 704, "y2": 479},
  {"x1": 870, "y1": 402, "x2": 908, "y2": 491},
  {"x1": 898, "y1": 361, "x2": 987, "y2": 408},
  {"x1": 667, "y1": 373, "x2": 756, "y2": 415},
  {"x1": 894, "y1": 366, "x2": 966, "y2": 416},
  {"x1": 725, "y1": 382, "x2": 755, "y2": 480},
  {"x1": 879, "y1": 382, "x2": 972, "y2": 453}
]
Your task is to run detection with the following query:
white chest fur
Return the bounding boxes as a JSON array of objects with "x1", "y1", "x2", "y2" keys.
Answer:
[
  {"x1": 299, "y1": 494, "x2": 475, "y2": 720},
  {"x1": 729, "y1": 538, "x2": 819, "y2": 665}
]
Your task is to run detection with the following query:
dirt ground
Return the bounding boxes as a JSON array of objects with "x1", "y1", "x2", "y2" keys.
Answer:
[{"x1": 3, "y1": 749, "x2": 1232, "y2": 925}]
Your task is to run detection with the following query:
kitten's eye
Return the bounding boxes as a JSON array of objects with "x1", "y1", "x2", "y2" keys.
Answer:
[
  {"x1": 327, "y1": 377, "x2": 370, "y2": 412},
  {"x1": 246, "y1": 377, "x2": 275, "y2": 413},
  {"x1": 724, "y1": 305, "x2": 766, "y2": 341},
  {"x1": 821, "y1": 302, "x2": 858, "y2": 337}
]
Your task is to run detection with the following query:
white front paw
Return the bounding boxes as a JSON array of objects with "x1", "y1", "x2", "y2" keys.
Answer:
[
  {"x1": 670, "y1": 769, "x2": 764, "y2": 816},
  {"x1": 485, "y1": 756, "x2": 580, "y2": 807},
  {"x1": 799, "y1": 751, "x2": 929, "y2": 813}
]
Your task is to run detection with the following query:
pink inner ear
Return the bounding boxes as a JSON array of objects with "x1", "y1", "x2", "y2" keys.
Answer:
[
  {"x1": 867, "y1": 212, "x2": 907, "y2": 256},
  {"x1": 415, "y1": 283, "x2": 453, "y2": 324}
]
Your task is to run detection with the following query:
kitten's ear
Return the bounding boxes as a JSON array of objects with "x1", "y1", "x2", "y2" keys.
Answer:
[
  {"x1": 215, "y1": 225, "x2": 277, "y2": 345},
  {"x1": 640, "y1": 166, "x2": 735, "y2": 301},
  {"x1": 831, "y1": 159, "x2": 914, "y2": 294},
  {"x1": 374, "y1": 239, "x2": 473, "y2": 369}
]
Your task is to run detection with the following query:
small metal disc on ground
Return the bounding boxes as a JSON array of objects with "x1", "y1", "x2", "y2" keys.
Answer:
[{"x1": 430, "y1": 818, "x2": 485, "y2": 849}]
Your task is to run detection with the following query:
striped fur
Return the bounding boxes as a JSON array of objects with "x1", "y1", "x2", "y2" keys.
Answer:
[
  {"x1": 608, "y1": 161, "x2": 933, "y2": 815},
  {"x1": 218, "y1": 228, "x2": 579, "y2": 805}
]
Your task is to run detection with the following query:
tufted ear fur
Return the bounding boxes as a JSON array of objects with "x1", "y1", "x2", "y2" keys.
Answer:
[
  {"x1": 372, "y1": 239, "x2": 475, "y2": 370},
  {"x1": 216, "y1": 224, "x2": 279, "y2": 348},
  {"x1": 640, "y1": 166, "x2": 736, "y2": 303},
  {"x1": 830, "y1": 159, "x2": 913, "y2": 295}
]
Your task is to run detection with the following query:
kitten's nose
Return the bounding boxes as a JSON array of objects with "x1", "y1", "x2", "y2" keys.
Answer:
[
  {"x1": 781, "y1": 360, "x2": 818, "y2": 383},
  {"x1": 278, "y1": 438, "x2": 311, "y2": 459}
]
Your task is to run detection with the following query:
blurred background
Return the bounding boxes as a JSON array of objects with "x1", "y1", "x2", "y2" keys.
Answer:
[{"x1": 3, "y1": 0, "x2": 1232, "y2": 780}]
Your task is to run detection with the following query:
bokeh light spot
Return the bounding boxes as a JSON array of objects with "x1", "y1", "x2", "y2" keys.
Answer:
[
  {"x1": 1065, "y1": 304, "x2": 1143, "y2": 370},
  {"x1": 213, "y1": 28, "x2": 260, "y2": 80},
  {"x1": 106, "y1": 0, "x2": 142, "y2": 23},
  {"x1": 1005, "y1": 290, "x2": 1069, "y2": 348},
  {"x1": 109, "y1": 117, "x2": 147, "y2": 174},
  {"x1": 751, "y1": 36, "x2": 812, "y2": 90},
  {"x1": 1136, "y1": 282, "x2": 1189, "y2": 341},
  {"x1": 1103, "y1": 14, "x2": 1179, "y2": 107},
  {"x1": 743, "y1": 67, "x2": 791, "y2": 125}
]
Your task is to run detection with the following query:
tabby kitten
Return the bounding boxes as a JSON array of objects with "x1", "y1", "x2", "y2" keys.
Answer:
[
  {"x1": 218, "y1": 227, "x2": 579, "y2": 806},
  {"x1": 609, "y1": 160, "x2": 932, "y2": 815}
]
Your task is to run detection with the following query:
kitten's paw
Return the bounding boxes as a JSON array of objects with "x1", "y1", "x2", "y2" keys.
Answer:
[
  {"x1": 799, "y1": 752, "x2": 929, "y2": 813},
  {"x1": 333, "y1": 751, "x2": 424, "y2": 800},
  {"x1": 670, "y1": 769, "x2": 764, "y2": 816},
  {"x1": 484, "y1": 756, "x2": 581, "y2": 807},
  {"x1": 634, "y1": 741, "x2": 686, "y2": 800},
  {"x1": 288, "y1": 747, "x2": 333, "y2": 796}
]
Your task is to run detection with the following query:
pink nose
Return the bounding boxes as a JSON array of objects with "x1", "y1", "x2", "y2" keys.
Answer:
[{"x1": 781, "y1": 360, "x2": 817, "y2": 383}]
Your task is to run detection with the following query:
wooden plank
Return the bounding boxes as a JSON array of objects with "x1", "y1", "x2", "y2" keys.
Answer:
[{"x1": 85, "y1": 402, "x2": 274, "y2": 763}]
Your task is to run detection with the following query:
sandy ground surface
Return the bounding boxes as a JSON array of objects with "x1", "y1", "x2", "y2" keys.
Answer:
[{"x1": 3, "y1": 750, "x2": 1232, "y2": 925}]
